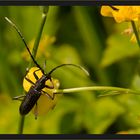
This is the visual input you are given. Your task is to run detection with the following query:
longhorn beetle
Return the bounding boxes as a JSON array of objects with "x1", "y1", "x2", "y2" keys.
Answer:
[{"x1": 5, "y1": 17, "x2": 89, "y2": 119}]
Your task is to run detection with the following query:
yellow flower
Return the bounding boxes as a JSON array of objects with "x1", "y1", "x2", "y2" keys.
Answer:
[
  {"x1": 23, "y1": 67, "x2": 61, "y2": 116},
  {"x1": 101, "y1": 6, "x2": 140, "y2": 23}
]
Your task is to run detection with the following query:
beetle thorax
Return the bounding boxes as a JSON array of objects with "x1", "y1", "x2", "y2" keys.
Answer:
[{"x1": 34, "y1": 75, "x2": 47, "y2": 91}]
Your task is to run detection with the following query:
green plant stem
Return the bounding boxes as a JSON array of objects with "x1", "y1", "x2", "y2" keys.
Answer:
[
  {"x1": 29, "y1": 6, "x2": 49, "y2": 67},
  {"x1": 18, "y1": 116, "x2": 25, "y2": 134},
  {"x1": 131, "y1": 21, "x2": 140, "y2": 77},
  {"x1": 55, "y1": 86, "x2": 140, "y2": 96},
  {"x1": 18, "y1": 6, "x2": 49, "y2": 134},
  {"x1": 131, "y1": 21, "x2": 140, "y2": 48}
]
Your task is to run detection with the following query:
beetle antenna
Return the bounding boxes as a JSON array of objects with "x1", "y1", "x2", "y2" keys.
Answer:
[
  {"x1": 47, "y1": 64, "x2": 89, "y2": 76},
  {"x1": 5, "y1": 17, "x2": 44, "y2": 73}
]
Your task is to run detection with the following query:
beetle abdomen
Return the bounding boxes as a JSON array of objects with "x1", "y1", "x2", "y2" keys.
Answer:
[{"x1": 20, "y1": 88, "x2": 41, "y2": 115}]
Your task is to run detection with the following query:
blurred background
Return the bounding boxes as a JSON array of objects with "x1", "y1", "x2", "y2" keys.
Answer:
[{"x1": 0, "y1": 6, "x2": 140, "y2": 134}]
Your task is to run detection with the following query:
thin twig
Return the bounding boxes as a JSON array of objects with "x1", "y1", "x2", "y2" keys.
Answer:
[
  {"x1": 131, "y1": 21, "x2": 140, "y2": 48},
  {"x1": 55, "y1": 86, "x2": 140, "y2": 96}
]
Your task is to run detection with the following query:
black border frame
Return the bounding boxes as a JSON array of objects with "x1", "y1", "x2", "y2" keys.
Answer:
[
  {"x1": 1, "y1": 1, "x2": 140, "y2": 139},
  {"x1": 0, "y1": 134, "x2": 140, "y2": 139},
  {"x1": 0, "y1": 0, "x2": 140, "y2": 6}
]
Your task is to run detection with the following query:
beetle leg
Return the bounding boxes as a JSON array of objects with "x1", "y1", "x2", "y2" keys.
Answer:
[
  {"x1": 33, "y1": 68, "x2": 41, "y2": 80},
  {"x1": 44, "y1": 78, "x2": 54, "y2": 89},
  {"x1": 24, "y1": 68, "x2": 41, "y2": 85},
  {"x1": 43, "y1": 77, "x2": 63, "y2": 100},
  {"x1": 51, "y1": 92, "x2": 63, "y2": 100},
  {"x1": 41, "y1": 90, "x2": 54, "y2": 100},
  {"x1": 12, "y1": 95, "x2": 25, "y2": 101},
  {"x1": 25, "y1": 77, "x2": 35, "y2": 85},
  {"x1": 46, "y1": 92, "x2": 63, "y2": 100},
  {"x1": 41, "y1": 90, "x2": 63, "y2": 100},
  {"x1": 24, "y1": 67, "x2": 36, "y2": 85}
]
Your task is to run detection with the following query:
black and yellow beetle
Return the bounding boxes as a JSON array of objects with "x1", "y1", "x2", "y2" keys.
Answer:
[{"x1": 5, "y1": 17, "x2": 89, "y2": 119}]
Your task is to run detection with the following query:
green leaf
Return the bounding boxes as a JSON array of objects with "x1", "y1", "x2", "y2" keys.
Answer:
[
  {"x1": 131, "y1": 74, "x2": 140, "y2": 90},
  {"x1": 83, "y1": 97, "x2": 125, "y2": 133},
  {"x1": 101, "y1": 34, "x2": 139, "y2": 67}
]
